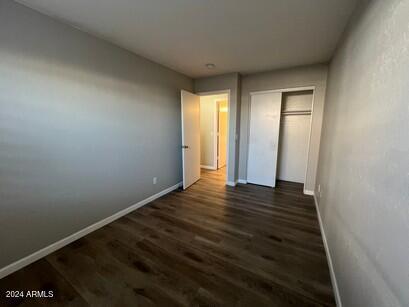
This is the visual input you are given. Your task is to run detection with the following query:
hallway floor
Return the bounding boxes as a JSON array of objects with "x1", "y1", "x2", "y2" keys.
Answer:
[{"x1": 0, "y1": 168, "x2": 335, "y2": 306}]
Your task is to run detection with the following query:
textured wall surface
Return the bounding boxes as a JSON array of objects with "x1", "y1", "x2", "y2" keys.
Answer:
[
  {"x1": 239, "y1": 65, "x2": 327, "y2": 192},
  {"x1": 0, "y1": 0, "x2": 192, "y2": 268},
  {"x1": 316, "y1": 0, "x2": 409, "y2": 306},
  {"x1": 194, "y1": 73, "x2": 241, "y2": 183}
]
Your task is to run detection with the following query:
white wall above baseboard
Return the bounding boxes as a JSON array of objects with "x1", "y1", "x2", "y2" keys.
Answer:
[
  {"x1": 237, "y1": 179, "x2": 247, "y2": 184},
  {"x1": 0, "y1": 182, "x2": 182, "y2": 280},
  {"x1": 314, "y1": 195, "x2": 342, "y2": 307}
]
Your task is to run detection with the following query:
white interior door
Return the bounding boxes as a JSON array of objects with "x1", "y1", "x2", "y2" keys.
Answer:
[
  {"x1": 277, "y1": 115, "x2": 311, "y2": 183},
  {"x1": 247, "y1": 92, "x2": 282, "y2": 187},
  {"x1": 181, "y1": 90, "x2": 201, "y2": 189}
]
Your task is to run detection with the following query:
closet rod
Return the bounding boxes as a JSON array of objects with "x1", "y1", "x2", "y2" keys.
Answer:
[{"x1": 281, "y1": 110, "x2": 312, "y2": 116}]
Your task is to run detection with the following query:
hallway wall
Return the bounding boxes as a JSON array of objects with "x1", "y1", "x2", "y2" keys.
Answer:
[{"x1": 316, "y1": 0, "x2": 409, "y2": 305}]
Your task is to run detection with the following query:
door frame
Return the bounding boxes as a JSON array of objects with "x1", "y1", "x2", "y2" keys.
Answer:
[
  {"x1": 246, "y1": 86, "x2": 315, "y2": 194},
  {"x1": 197, "y1": 90, "x2": 231, "y2": 186}
]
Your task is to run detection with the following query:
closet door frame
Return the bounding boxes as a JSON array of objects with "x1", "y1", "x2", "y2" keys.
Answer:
[{"x1": 246, "y1": 86, "x2": 315, "y2": 192}]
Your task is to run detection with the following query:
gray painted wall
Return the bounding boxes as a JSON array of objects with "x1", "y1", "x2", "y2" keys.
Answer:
[
  {"x1": 316, "y1": 0, "x2": 409, "y2": 306},
  {"x1": 194, "y1": 73, "x2": 241, "y2": 183},
  {"x1": 0, "y1": 0, "x2": 192, "y2": 269},
  {"x1": 239, "y1": 65, "x2": 328, "y2": 192}
]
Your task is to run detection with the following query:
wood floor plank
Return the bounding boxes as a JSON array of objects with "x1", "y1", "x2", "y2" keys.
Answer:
[
  {"x1": 120, "y1": 214, "x2": 333, "y2": 305},
  {"x1": 0, "y1": 168, "x2": 335, "y2": 306},
  {"x1": 0, "y1": 259, "x2": 87, "y2": 307}
]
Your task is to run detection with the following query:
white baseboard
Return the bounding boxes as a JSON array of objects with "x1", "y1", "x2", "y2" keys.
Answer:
[
  {"x1": 314, "y1": 195, "x2": 342, "y2": 307},
  {"x1": 226, "y1": 180, "x2": 237, "y2": 187},
  {"x1": 200, "y1": 165, "x2": 217, "y2": 170},
  {"x1": 237, "y1": 179, "x2": 247, "y2": 184},
  {"x1": 0, "y1": 182, "x2": 182, "y2": 280},
  {"x1": 304, "y1": 189, "x2": 314, "y2": 196}
]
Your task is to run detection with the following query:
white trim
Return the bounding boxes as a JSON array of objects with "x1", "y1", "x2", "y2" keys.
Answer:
[
  {"x1": 197, "y1": 89, "x2": 231, "y2": 96},
  {"x1": 249, "y1": 86, "x2": 315, "y2": 96},
  {"x1": 0, "y1": 182, "x2": 182, "y2": 280},
  {"x1": 237, "y1": 179, "x2": 247, "y2": 184},
  {"x1": 304, "y1": 189, "x2": 314, "y2": 196},
  {"x1": 226, "y1": 180, "x2": 237, "y2": 187},
  {"x1": 303, "y1": 88, "x2": 316, "y2": 191},
  {"x1": 197, "y1": 90, "x2": 231, "y2": 186},
  {"x1": 200, "y1": 165, "x2": 216, "y2": 170},
  {"x1": 314, "y1": 195, "x2": 342, "y2": 307}
]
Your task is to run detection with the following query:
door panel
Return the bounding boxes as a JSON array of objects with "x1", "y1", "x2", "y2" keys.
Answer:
[
  {"x1": 217, "y1": 100, "x2": 228, "y2": 168},
  {"x1": 247, "y1": 92, "x2": 282, "y2": 187},
  {"x1": 277, "y1": 115, "x2": 310, "y2": 183},
  {"x1": 181, "y1": 90, "x2": 201, "y2": 189}
]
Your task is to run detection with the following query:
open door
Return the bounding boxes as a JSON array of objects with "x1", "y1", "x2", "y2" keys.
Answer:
[
  {"x1": 181, "y1": 90, "x2": 201, "y2": 189},
  {"x1": 247, "y1": 91, "x2": 282, "y2": 187}
]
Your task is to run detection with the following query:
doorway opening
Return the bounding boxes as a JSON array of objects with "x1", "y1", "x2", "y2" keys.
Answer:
[
  {"x1": 277, "y1": 90, "x2": 313, "y2": 190},
  {"x1": 199, "y1": 92, "x2": 229, "y2": 182},
  {"x1": 180, "y1": 90, "x2": 230, "y2": 190}
]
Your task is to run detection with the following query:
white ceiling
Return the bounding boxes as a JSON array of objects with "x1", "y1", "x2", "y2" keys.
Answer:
[{"x1": 16, "y1": 0, "x2": 358, "y2": 78}]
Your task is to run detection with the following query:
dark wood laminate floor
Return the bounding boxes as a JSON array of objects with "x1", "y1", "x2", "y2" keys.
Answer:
[{"x1": 0, "y1": 168, "x2": 335, "y2": 306}]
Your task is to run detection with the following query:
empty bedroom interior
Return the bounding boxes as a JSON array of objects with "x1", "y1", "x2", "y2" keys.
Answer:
[{"x1": 0, "y1": 0, "x2": 408, "y2": 306}]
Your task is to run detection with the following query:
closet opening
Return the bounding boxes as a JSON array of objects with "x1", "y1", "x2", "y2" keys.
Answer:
[
  {"x1": 246, "y1": 87, "x2": 314, "y2": 194},
  {"x1": 277, "y1": 90, "x2": 313, "y2": 189}
]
